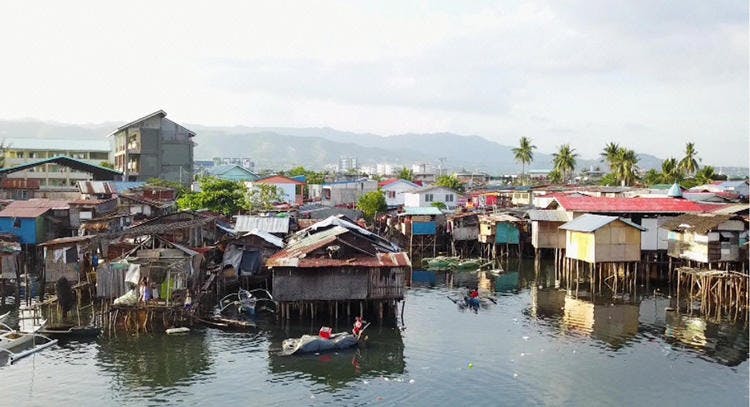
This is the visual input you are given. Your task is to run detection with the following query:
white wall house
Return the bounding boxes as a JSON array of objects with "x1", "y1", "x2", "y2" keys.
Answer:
[
  {"x1": 403, "y1": 186, "x2": 461, "y2": 210},
  {"x1": 246, "y1": 175, "x2": 305, "y2": 206},
  {"x1": 380, "y1": 178, "x2": 419, "y2": 207}
]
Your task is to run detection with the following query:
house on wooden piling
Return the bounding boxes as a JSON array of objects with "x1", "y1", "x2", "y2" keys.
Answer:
[
  {"x1": 221, "y1": 229, "x2": 284, "y2": 283},
  {"x1": 0, "y1": 199, "x2": 71, "y2": 244},
  {"x1": 447, "y1": 212, "x2": 479, "y2": 257},
  {"x1": 0, "y1": 235, "x2": 21, "y2": 281},
  {"x1": 267, "y1": 215, "x2": 410, "y2": 321},
  {"x1": 397, "y1": 206, "x2": 444, "y2": 264},
  {"x1": 560, "y1": 214, "x2": 645, "y2": 264},
  {"x1": 525, "y1": 209, "x2": 571, "y2": 255},
  {"x1": 661, "y1": 213, "x2": 747, "y2": 266},
  {"x1": 39, "y1": 235, "x2": 96, "y2": 284},
  {"x1": 478, "y1": 213, "x2": 525, "y2": 258}
]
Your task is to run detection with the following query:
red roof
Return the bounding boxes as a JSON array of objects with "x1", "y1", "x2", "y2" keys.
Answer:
[
  {"x1": 255, "y1": 175, "x2": 305, "y2": 185},
  {"x1": 378, "y1": 178, "x2": 398, "y2": 188},
  {"x1": 0, "y1": 199, "x2": 70, "y2": 218},
  {"x1": 553, "y1": 196, "x2": 707, "y2": 214}
]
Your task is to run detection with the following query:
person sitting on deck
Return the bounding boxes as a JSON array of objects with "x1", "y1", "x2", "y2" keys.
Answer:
[
  {"x1": 352, "y1": 316, "x2": 365, "y2": 337},
  {"x1": 139, "y1": 277, "x2": 152, "y2": 303}
]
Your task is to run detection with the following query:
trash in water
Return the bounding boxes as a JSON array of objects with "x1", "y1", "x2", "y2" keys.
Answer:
[{"x1": 409, "y1": 379, "x2": 415, "y2": 384}]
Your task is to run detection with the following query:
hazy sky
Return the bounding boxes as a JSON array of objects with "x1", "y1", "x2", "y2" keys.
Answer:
[{"x1": 1, "y1": 1, "x2": 747, "y2": 166}]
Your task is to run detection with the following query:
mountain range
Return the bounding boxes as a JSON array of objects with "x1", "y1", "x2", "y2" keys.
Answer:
[{"x1": 0, "y1": 118, "x2": 723, "y2": 175}]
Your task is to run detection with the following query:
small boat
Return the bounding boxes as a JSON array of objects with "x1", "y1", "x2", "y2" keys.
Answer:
[
  {"x1": 281, "y1": 331, "x2": 364, "y2": 356},
  {"x1": 0, "y1": 321, "x2": 58, "y2": 364},
  {"x1": 423, "y1": 256, "x2": 460, "y2": 270},
  {"x1": 217, "y1": 288, "x2": 276, "y2": 317},
  {"x1": 166, "y1": 327, "x2": 190, "y2": 335},
  {"x1": 36, "y1": 323, "x2": 100, "y2": 339},
  {"x1": 453, "y1": 258, "x2": 483, "y2": 271}
]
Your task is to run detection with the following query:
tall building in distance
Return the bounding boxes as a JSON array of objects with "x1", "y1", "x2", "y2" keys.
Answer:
[
  {"x1": 338, "y1": 156, "x2": 358, "y2": 173},
  {"x1": 110, "y1": 110, "x2": 195, "y2": 185},
  {"x1": 0, "y1": 138, "x2": 111, "y2": 188}
]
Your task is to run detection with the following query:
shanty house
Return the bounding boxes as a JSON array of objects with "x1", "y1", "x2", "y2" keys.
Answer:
[
  {"x1": 560, "y1": 214, "x2": 645, "y2": 263},
  {"x1": 222, "y1": 229, "x2": 284, "y2": 279},
  {"x1": 0, "y1": 199, "x2": 70, "y2": 244},
  {"x1": 661, "y1": 213, "x2": 746, "y2": 264},
  {"x1": 267, "y1": 216, "x2": 410, "y2": 316},
  {"x1": 526, "y1": 209, "x2": 571, "y2": 250},
  {"x1": 39, "y1": 235, "x2": 95, "y2": 283},
  {"x1": 233, "y1": 215, "x2": 291, "y2": 237}
]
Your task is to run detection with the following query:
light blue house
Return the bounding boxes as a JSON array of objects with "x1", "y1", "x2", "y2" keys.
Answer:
[
  {"x1": 0, "y1": 200, "x2": 68, "y2": 244},
  {"x1": 206, "y1": 165, "x2": 259, "y2": 182}
]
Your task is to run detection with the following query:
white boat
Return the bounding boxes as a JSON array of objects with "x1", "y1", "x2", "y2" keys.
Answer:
[{"x1": 0, "y1": 321, "x2": 58, "y2": 364}]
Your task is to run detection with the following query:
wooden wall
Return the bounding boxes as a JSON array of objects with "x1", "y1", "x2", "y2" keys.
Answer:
[{"x1": 532, "y1": 221, "x2": 566, "y2": 249}]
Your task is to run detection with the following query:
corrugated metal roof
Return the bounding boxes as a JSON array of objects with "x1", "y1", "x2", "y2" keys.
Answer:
[
  {"x1": 553, "y1": 196, "x2": 706, "y2": 214},
  {"x1": 0, "y1": 199, "x2": 70, "y2": 219},
  {"x1": 39, "y1": 235, "x2": 94, "y2": 247},
  {"x1": 661, "y1": 214, "x2": 737, "y2": 234},
  {"x1": 242, "y1": 228, "x2": 284, "y2": 248},
  {"x1": 4, "y1": 137, "x2": 110, "y2": 151},
  {"x1": 399, "y1": 207, "x2": 443, "y2": 216},
  {"x1": 234, "y1": 215, "x2": 290, "y2": 233},
  {"x1": 291, "y1": 215, "x2": 398, "y2": 251},
  {"x1": 526, "y1": 209, "x2": 571, "y2": 222},
  {"x1": 560, "y1": 214, "x2": 646, "y2": 232},
  {"x1": 710, "y1": 204, "x2": 749, "y2": 215},
  {"x1": 480, "y1": 213, "x2": 523, "y2": 223},
  {"x1": 77, "y1": 181, "x2": 116, "y2": 195}
]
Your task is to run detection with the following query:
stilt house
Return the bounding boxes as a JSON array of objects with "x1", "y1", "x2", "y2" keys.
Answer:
[
  {"x1": 560, "y1": 214, "x2": 645, "y2": 264},
  {"x1": 661, "y1": 213, "x2": 746, "y2": 264}
]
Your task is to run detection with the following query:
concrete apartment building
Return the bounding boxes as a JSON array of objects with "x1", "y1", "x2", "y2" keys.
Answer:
[
  {"x1": 110, "y1": 110, "x2": 195, "y2": 185},
  {"x1": 1, "y1": 138, "x2": 111, "y2": 189}
]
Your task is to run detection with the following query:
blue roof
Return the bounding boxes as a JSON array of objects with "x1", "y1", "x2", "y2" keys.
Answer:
[
  {"x1": 111, "y1": 181, "x2": 146, "y2": 192},
  {"x1": 667, "y1": 182, "x2": 683, "y2": 198},
  {"x1": 290, "y1": 175, "x2": 306, "y2": 182}
]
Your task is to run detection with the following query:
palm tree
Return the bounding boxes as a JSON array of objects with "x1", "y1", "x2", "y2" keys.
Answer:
[
  {"x1": 612, "y1": 148, "x2": 640, "y2": 186},
  {"x1": 695, "y1": 165, "x2": 716, "y2": 185},
  {"x1": 512, "y1": 137, "x2": 536, "y2": 185},
  {"x1": 661, "y1": 157, "x2": 683, "y2": 184},
  {"x1": 547, "y1": 169, "x2": 563, "y2": 184},
  {"x1": 552, "y1": 144, "x2": 578, "y2": 183},
  {"x1": 678, "y1": 142, "x2": 700, "y2": 176},
  {"x1": 643, "y1": 169, "x2": 662, "y2": 185},
  {"x1": 600, "y1": 142, "x2": 621, "y2": 172}
]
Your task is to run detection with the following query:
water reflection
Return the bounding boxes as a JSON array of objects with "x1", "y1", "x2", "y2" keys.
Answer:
[
  {"x1": 267, "y1": 325, "x2": 405, "y2": 390},
  {"x1": 96, "y1": 331, "x2": 212, "y2": 388},
  {"x1": 665, "y1": 311, "x2": 749, "y2": 367}
]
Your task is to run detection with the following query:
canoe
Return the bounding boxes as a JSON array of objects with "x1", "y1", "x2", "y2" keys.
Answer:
[
  {"x1": 424, "y1": 256, "x2": 460, "y2": 270},
  {"x1": 0, "y1": 321, "x2": 58, "y2": 364},
  {"x1": 36, "y1": 324, "x2": 100, "y2": 339},
  {"x1": 281, "y1": 332, "x2": 361, "y2": 356}
]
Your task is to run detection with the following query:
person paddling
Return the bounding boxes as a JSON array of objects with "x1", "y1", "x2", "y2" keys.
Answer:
[{"x1": 352, "y1": 316, "x2": 366, "y2": 338}]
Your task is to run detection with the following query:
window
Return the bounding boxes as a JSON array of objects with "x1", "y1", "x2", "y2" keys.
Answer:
[
  {"x1": 446, "y1": 194, "x2": 454, "y2": 202},
  {"x1": 387, "y1": 191, "x2": 396, "y2": 199},
  {"x1": 425, "y1": 193, "x2": 433, "y2": 202}
]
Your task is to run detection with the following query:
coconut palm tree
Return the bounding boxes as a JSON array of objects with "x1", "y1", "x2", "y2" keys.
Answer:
[
  {"x1": 612, "y1": 148, "x2": 640, "y2": 186},
  {"x1": 512, "y1": 137, "x2": 536, "y2": 185},
  {"x1": 678, "y1": 142, "x2": 700, "y2": 176},
  {"x1": 695, "y1": 165, "x2": 716, "y2": 185},
  {"x1": 643, "y1": 169, "x2": 662, "y2": 185},
  {"x1": 547, "y1": 169, "x2": 563, "y2": 184},
  {"x1": 600, "y1": 142, "x2": 621, "y2": 172},
  {"x1": 552, "y1": 144, "x2": 578, "y2": 183},
  {"x1": 661, "y1": 157, "x2": 683, "y2": 184}
]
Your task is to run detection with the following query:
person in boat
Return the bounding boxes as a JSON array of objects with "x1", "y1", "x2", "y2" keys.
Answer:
[
  {"x1": 469, "y1": 289, "x2": 479, "y2": 299},
  {"x1": 352, "y1": 316, "x2": 366, "y2": 337}
]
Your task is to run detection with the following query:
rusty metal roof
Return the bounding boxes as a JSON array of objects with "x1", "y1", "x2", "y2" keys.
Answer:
[
  {"x1": 39, "y1": 235, "x2": 95, "y2": 247},
  {"x1": 0, "y1": 199, "x2": 70, "y2": 218},
  {"x1": 660, "y1": 213, "x2": 739, "y2": 234},
  {"x1": 77, "y1": 181, "x2": 117, "y2": 195}
]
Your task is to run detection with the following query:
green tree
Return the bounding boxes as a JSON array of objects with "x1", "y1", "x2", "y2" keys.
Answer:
[
  {"x1": 661, "y1": 157, "x2": 683, "y2": 184},
  {"x1": 356, "y1": 190, "x2": 387, "y2": 221},
  {"x1": 99, "y1": 161, "x2": 115, "y2": 169},
  {"x1": 643, "y1": 169, "x2": 663, "y2": 185},
  {"x1": 547, "y1": 169, "x2": 563, "y2": 184},
  {"x1": 600, "y1": 142, "x2": 621, "y2": 172},
  {"x1": 435, "y1": 174, "x2": 464, "y2": 192},
  {"x1": 177, "y1": 176, "x2": 246, "y2": 216},
  {"x1": 695, "y1": 165, "x2": 717, "y2": 185},
  {"x1": 612, "y1": 148, "x2": 640, "y2": 186},
  {"x1": 552, "y1": 144, "x2": 578, "y2": 183},
  {"x1": 512, "y1": 137, "x2": 536, "y2": 185},
  {"x1": 287, "y1": 166, "x2": 325, "y2": 184},
  {"x1": 431, "y1": 202, "x2": 447, "y2": 210},
  {"x1": 599, "y1": 173, "x2": 618, "y2": 186},
  {"x1": 245, "y1": 183, "x2": 285, "y2": 213},
  {"x1": 147, "y1": 177, "x2": 189, "y2": 198},
  {"x1": 678, "y1": 142, "x2": 700, "y2": 176},
  {"x1": 397, "y1": 167, "x2": 414, "y2": 182}
]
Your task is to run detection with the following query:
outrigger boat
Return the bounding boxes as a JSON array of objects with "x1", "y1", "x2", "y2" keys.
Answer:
[
  {"x1": 281, "y1": 323, "x2": 370, "y2": 356},
  {"x1": 198, "y1": 288, "x2": 276, "y2": 330},
  {"x1": 0, "y1": 321, "x2": 58, "y2": 364},
  {"x1": 36, "y1": 323, "x2": 100, "y2": 339}
]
